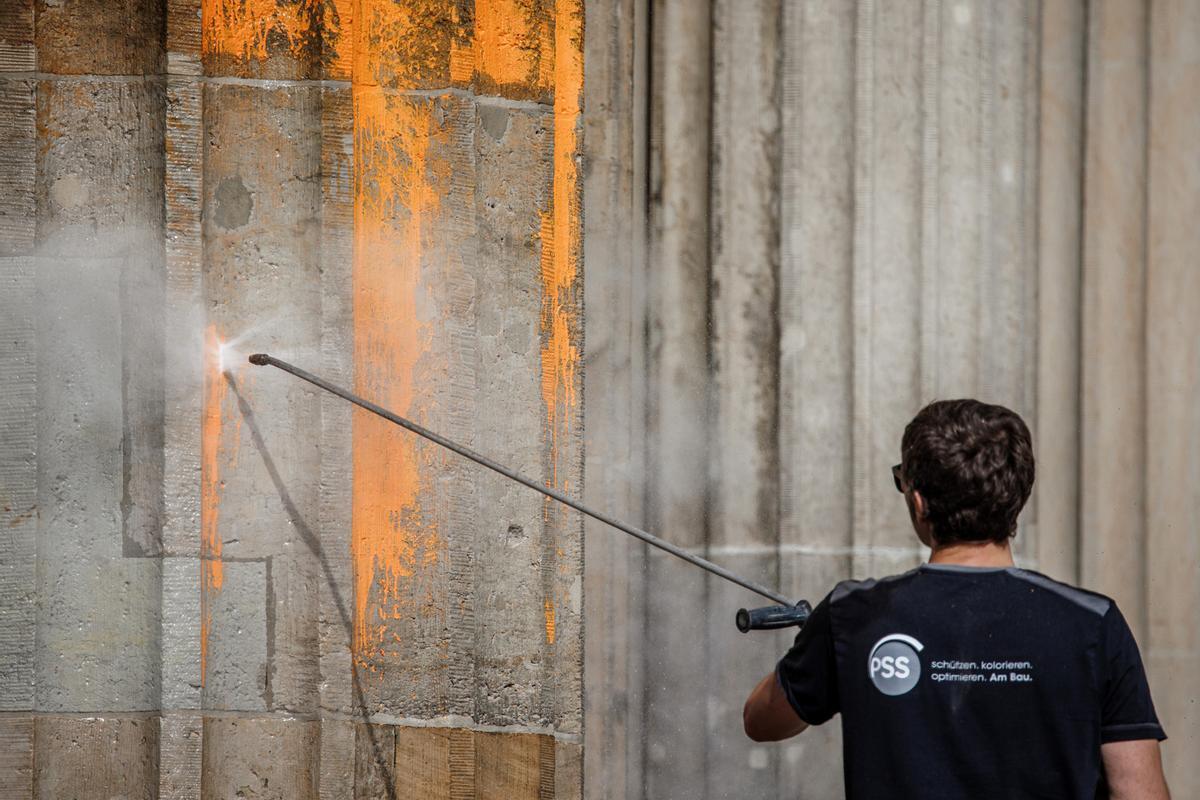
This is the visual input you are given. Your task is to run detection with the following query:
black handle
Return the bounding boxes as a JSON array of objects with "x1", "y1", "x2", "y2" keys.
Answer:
[{"x1": 736, "y1": 600, "x2": 812, "y2": 633}]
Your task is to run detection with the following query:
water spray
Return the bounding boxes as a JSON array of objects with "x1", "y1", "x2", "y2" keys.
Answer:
[{"x1": 248, "y1": 353, "x2": 810, "y2": 632}]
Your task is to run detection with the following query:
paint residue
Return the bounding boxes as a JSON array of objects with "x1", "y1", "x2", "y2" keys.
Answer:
[
  {"x1": 202, "y1": 0, "x2": 321, "y2": 63},
  {"x1": 351, "y1": 77, "x2": 444, "y2": 669},
  {"x1": 346, "y1": 0, "x2": 582, "y2": 675},
  {"x1": 543, "y1": 597, "x2": 556, "y2": 644},
  {"x1": 353, "y1": 0, "x2": 470, "y2": 91},
  {"x1": 539, "y1": 0, "x2": 582, "y2": 491},
  {"x1": 472, "y1": 0, "x2": 554, "y2": 98},
  {"x1": 323, "y1": 0, "x2": 355, "y2": 79},
  {"x1": 538, "y1": 0, "x2": 583, "y2": 648},
  {"x1": 200, "y1": 326, "x2": 227, "y2": 687}
]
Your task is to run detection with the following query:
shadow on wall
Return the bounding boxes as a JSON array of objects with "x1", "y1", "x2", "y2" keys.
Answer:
[{"x1": 228, "y1": 376, "x2": 396, "y2": 800}]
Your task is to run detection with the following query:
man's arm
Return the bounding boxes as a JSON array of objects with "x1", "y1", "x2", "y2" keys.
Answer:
[
  {"x1": 743, "y1": 671, "x2": 808, "y2": 742},
  {"x1": 1101, "y1": 740, "x2": 1170, "y2": 800}
]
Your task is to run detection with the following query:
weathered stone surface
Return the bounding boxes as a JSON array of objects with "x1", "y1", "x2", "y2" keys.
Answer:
[
  {"x1": 7, "y1": 0, "x2": 585, "y2": 797},
  {"x1": 317, "y1": 83, "x2": 356, "y2": 722},
  {"x1": 475, "y1": 730, "x2": 555, "y2": 800},
  {"x1": 850, "y1": 0, "x2": 925, "y2": 567},
  {"x1": 33, "y1": 716, "x2": 159, "y2": 800},
  {"x1": 349, "y1": 90, "x2": 477, "y2": 718},
  {"x1": 472, "y1": 102, "x2": 557, "y2": 728},
  {"x1": 203, "y1": 560, "x2": 269, "y2": 711},
  {"x1": 1079, "y1": 0, "x2": 1149, "y2": 635},
  {"x1": 0, "y1": 1, "x2": 35, "y2": 72},
  {"x1": 201, "y1": 81, "x2": 322, "y2": 715},
  {"x1": 200, "y1": 0, "x2": 320, "y2": 80},
  {"x1": 159, "y1": 711, "x2": 202, "y2": 800},
  {"x1": 353, "y1": 722, "x2": 396, "y2": 799},
  {"x1": 1035, "y1": 0, "x2": 1086, "y2": 583},
  {"x1": 35, "y1": 252, "x2": 161, "y2": 712},
  {"x1": 0, "y1": 256, "x2": 36, "y2": 712},
  {"x1": 35, "y1": 0, "x2": 164, "y2": 75},
  {"x1": 1145, "y1": 2, "x2": 1200, "y2": 794},
  {"x1": 161, "y1": 557, "x2": 202, "y2": 711},
  {"x1": 200, "y1": 716, "x2": 318, "y2": 800},
  {"x1": 580, "y1": 0, "x2": 648, "y2": 792},
  {"x1": 642, "y1": 0, "x2": 712, "y2": 795},
  {"x1": 394, "y1": 725, "x2": 458, "y2": 800},
  {"x1": 0, "y1": 79, "x2": 35, "y2": 255},
  {"x1": 0, "y1": 716, "x2": 33, "y2": 799},
  {"x1": 318, "y1": 719, "x2": 354, "y2": 800},
  {"x1": 555, "y1": 740, "x2": 582, "y2": 800}
]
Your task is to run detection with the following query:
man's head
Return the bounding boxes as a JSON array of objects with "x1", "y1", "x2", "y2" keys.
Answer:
[{"x1": 895, "y1": 399, "x2": 1035, "y2": 547}]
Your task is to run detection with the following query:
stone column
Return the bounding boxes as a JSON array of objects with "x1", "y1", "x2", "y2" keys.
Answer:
[{"x1": 196, "y1": 2, "x2": 324, "y2": 796}]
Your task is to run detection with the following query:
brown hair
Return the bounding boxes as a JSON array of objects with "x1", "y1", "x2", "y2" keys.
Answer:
[{"x1": 900, "y1": 399, "x2": 1035, "y2": 545}]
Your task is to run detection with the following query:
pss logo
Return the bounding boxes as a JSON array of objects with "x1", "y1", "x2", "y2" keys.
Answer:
[{"x1": 868, "y1": 633, "x2": 924, "y2": 696}]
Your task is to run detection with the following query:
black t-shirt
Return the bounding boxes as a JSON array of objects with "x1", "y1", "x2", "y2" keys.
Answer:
[{"x1": 776, "y1": 563, "x2": 1165, "y2": 799}]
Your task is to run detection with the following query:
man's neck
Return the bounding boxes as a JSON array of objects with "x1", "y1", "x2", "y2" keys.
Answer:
[{"x1": 927, "y1": 539, "x2": 1015, "y2": 568}]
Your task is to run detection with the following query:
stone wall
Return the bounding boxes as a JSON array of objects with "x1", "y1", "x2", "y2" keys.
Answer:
[
  {"x1": 582, "y1": 0, "x2": 1200, "y2": 797},
  {"x1": 0, "y1": 0, "x2": 583, "y2": 797}
]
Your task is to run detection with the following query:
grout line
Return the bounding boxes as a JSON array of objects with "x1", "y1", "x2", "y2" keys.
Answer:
[
  {"x1": 0, "y1": 71, "x2": 163, "y2": 84},
  {"x1": 0, "y1": 709, "x2": 582, "y2": 743},
  {"x1": 0, "y1": 71, "x2": 553, "y2": 110}
]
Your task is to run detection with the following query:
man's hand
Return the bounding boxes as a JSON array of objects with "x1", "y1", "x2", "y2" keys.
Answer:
[
  {"x1": 743, "y1": 671, "x2": 808, "y2": 742},
  {"x1": 1101, "y1": 740, "x2": 1170, "y2": 800}
]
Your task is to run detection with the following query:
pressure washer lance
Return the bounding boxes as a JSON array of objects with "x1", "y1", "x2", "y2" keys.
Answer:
[{"x1": 248, "y1": 353, "x2": 811, "y2": 632}]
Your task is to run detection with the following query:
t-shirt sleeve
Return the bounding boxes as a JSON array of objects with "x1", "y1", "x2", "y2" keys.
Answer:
[
  {"x1": 1100, "y1": 603, "x2": 1166, "y2": 743},
  {"x1": 775, "y1": 593, "x2": 838, "y2": 726}
]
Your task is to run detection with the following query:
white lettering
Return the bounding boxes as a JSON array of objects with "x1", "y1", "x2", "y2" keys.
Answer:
[{"x1": 894, "y1": 657, "x2": 910, "y2": 679}]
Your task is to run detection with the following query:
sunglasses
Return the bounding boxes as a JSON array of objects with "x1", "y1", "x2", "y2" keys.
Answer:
[{"x1": 892, "y1": 463, "x2": 905, "y2": 493}]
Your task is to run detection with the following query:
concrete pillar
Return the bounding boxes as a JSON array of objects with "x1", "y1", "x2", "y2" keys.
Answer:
[
  {"x1": 1145, "y1": 0, "x2": 1200, "y2": 791},
  {"x1": 316, "y1": 14, "x2": 358, "y2": 798},
  {"x1": 582, "y1": 0, "x2": 649, "y2": 796},
  {"x1": 599, "y1": 1, "x2": 1041, "y2": 795},
  {"x1": 159, "y1": 2, "x2": 205, "y2": 796},
  {"x1": 643, "y1": 0, "x2": 712, "y2": 797},
  {"x1": 347, "y1": 0, "x2": 583, "y2": 791},
  {"x1": 0, "y1": 2, "x2": 37, "y2": 792},
  {"x1": 1035, "y1": 0, "x2": 1085, "y2": 583},
  {"x1": 850, "y1": 0, "x2": 925, "y2": 576},
  {"x1": 198, "y1": 1, "x2": 323, "y2": 791},
  {"x1": 1078, "y1": 0, "x2": 1148, "y2": 636},
  {"x1": 777, "y1": 0, "x2": 857, "y2": 794},
  {"x1": 917, "y1": 0, "x2": 1039, "y2": 561},
  {"x1": 0, "y1": 1, "x2": 168, "y2": 795},
  {"x1": 708, "y1": 1, "x2": 782, "y2": 797}
]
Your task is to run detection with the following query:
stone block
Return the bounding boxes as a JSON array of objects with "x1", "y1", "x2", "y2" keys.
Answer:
[
  {"x1": 200, "y1": 716, "x2": 318, "y2": 800},
  {"x1": 204, "y1": 559, "x2": 269, "y2": 712},
  {"x1": 33, "y1": 716, "x2": 159, "y2": 800},
  {"x1": 0, "y1": 716, "x2": 32, "y2": 799}
]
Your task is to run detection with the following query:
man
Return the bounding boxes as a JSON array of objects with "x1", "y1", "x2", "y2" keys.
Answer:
[{"x1": 743, "y1": 399, "x2": 1170, "y2": 799}]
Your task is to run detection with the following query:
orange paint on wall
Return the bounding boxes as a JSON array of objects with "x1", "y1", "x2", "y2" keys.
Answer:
[
  {"x1": 472, "y1": 0, "x2": 553, "y2": 96},
  {"x1": 543, "y1": 597, "x2": 557, "y2": 644},
  {"x1": 202, "y1": 0, "x2": 321, "y2": 63},
  {"x1": 537, "y1": 0, "x2": 583, "y2": 649},
  {"x1": 324, "y1": 0, "x2": 356, "y2": 79},
  {"x1": 200, "y1": 327, "x2": 227, "y2": 687},
  {"x1": 347, "y1": 0, "x2": 583, "y2": 675},
  {"x1": 353, "y1": 0, "x2": 470, "y2": 91},
  {"x1": 540, "y1": 0, "x2": 582, "y2": 490},
  {"x1": 351, "y1": 78, "x2": 444, "y2": 668}
]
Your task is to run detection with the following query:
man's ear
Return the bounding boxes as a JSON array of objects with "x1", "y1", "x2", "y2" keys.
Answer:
[{"x1": 911, "y1": 490, "x2": 929, "y2": 521}]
